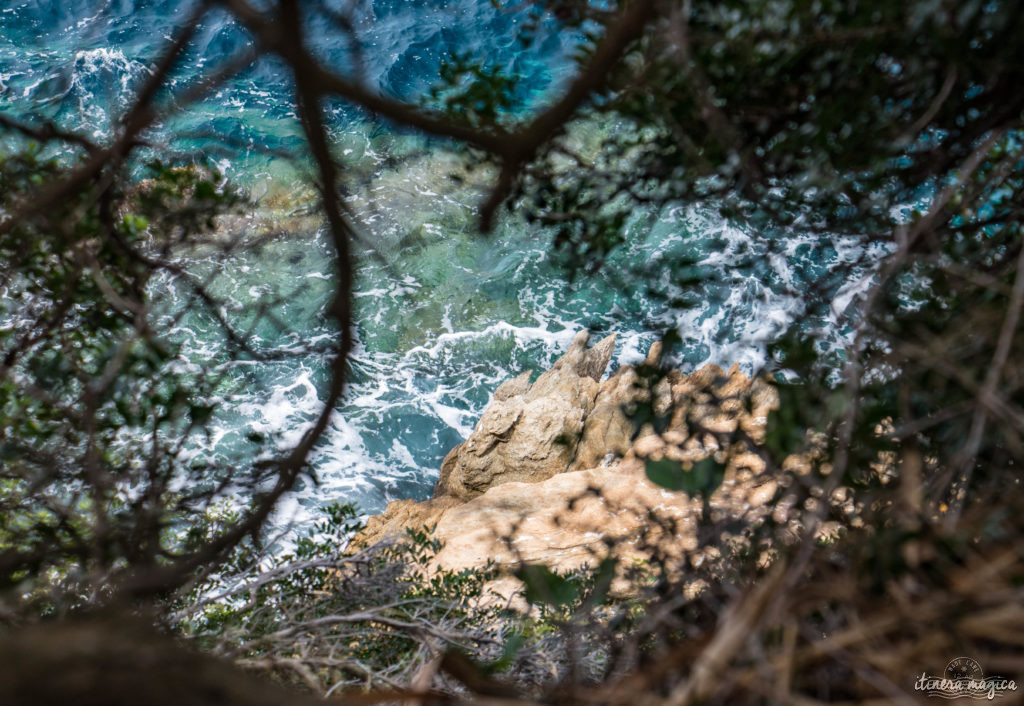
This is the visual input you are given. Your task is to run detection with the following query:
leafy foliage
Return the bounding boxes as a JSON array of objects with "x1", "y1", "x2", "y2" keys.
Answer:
[
  {"x1": 169, "y1": 502, "x2": 627, "y2": 694},
  {"x1": 0, "y1": 145, "x2": 343, "y2": 613},
  {"x1": 427, "y1": 51, "x2": 523, "y2": 129},
  {"x1": 0, "y1": 154, "x2": 243, "y2": 605}
]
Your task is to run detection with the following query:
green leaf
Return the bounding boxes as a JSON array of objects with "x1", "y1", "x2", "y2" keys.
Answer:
[
  {"x1": 646, "y1": 457, "x2": 725, "y2": 498},
  {"x1": 0, "y1": 443, "x2": 21, "y2": 462},
  {"x1": 487, "y1": 632, "x2": 524, "y2": 673},
  {"x1": 645, "y1": 457, "x2": 685, "y2": 491},
  {"x1": 765, "y1": 383, "x2": 810, "y2": 459},
  {"x1": 587, "y1": 557, "x2": 617, "y2": 606},
  {"x1": 516, "y1": 564, "x2": 579, "y2": 606},
  {"x1": 681, "y1": 457, "x2": 726, "y2": 498}
]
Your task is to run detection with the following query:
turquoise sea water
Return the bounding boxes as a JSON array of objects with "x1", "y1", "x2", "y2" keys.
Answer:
[{"x1": 0, "y1": 1, "x2": 880, "y2": 520}]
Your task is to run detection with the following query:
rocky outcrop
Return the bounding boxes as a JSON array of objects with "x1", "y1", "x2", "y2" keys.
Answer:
[
  {"x1": 569, "y1": 342, "x2": 657, "y2": 472},
  {"x1": 356, "y1": 495, "x2": 461, "y2": 549},
  {"x1": 353, "y1": 332, "x2": 785, "y2": 582},
  {"x1": 434, "y1": 330, "x2": 616, "y2": 499},
  {"x1": 423, "y1": 457, "x2": 698, "y2": 574}
]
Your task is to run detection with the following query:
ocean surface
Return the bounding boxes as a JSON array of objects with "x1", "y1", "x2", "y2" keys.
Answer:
[{"x1": 0, "y1": 1, "x2": 880, "y2": 521}]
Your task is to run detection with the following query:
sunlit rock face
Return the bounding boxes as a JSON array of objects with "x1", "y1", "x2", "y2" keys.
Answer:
[
  {"x1": 354, "y1": 331, "x2": 787, "y2": 580},
  {"x1": 434, "y1": 330, "x2": 616, "y2": 499}
]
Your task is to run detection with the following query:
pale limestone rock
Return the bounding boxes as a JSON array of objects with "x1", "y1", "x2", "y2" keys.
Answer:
[
  {"x1": 570, "y1": 366, "x2": 641, "y2": 471},
  {"x1": 569, "y1": 338, "x2": 679, "y2": 473},
  {"x1": 742, "y1": 376, "x2": 780, "y2": 443},
  {"x1": 358, "y1": 457, "x2": 780, "y2": 591},
  {"x1": 427, "y1": 460, "x2": 700, "y2": 576},
  {"x1": 575, "y1": 330, "x2": 617, "y2": 382},
  {"x1": 644, "y1": 340, "x2": 663, "y2": 367},
  {"x1": 355, "y1": 333, "x2": 794, "y2": 598},
  {"x1": 494, "y1": 370, "x2": 532, "y2": 401},
  {"x1": 354, "y1": 495, "x2": 461, "y2": 548},
  {"x1": 434, "y1": 331, "x2": 615, "y2": 500}
]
